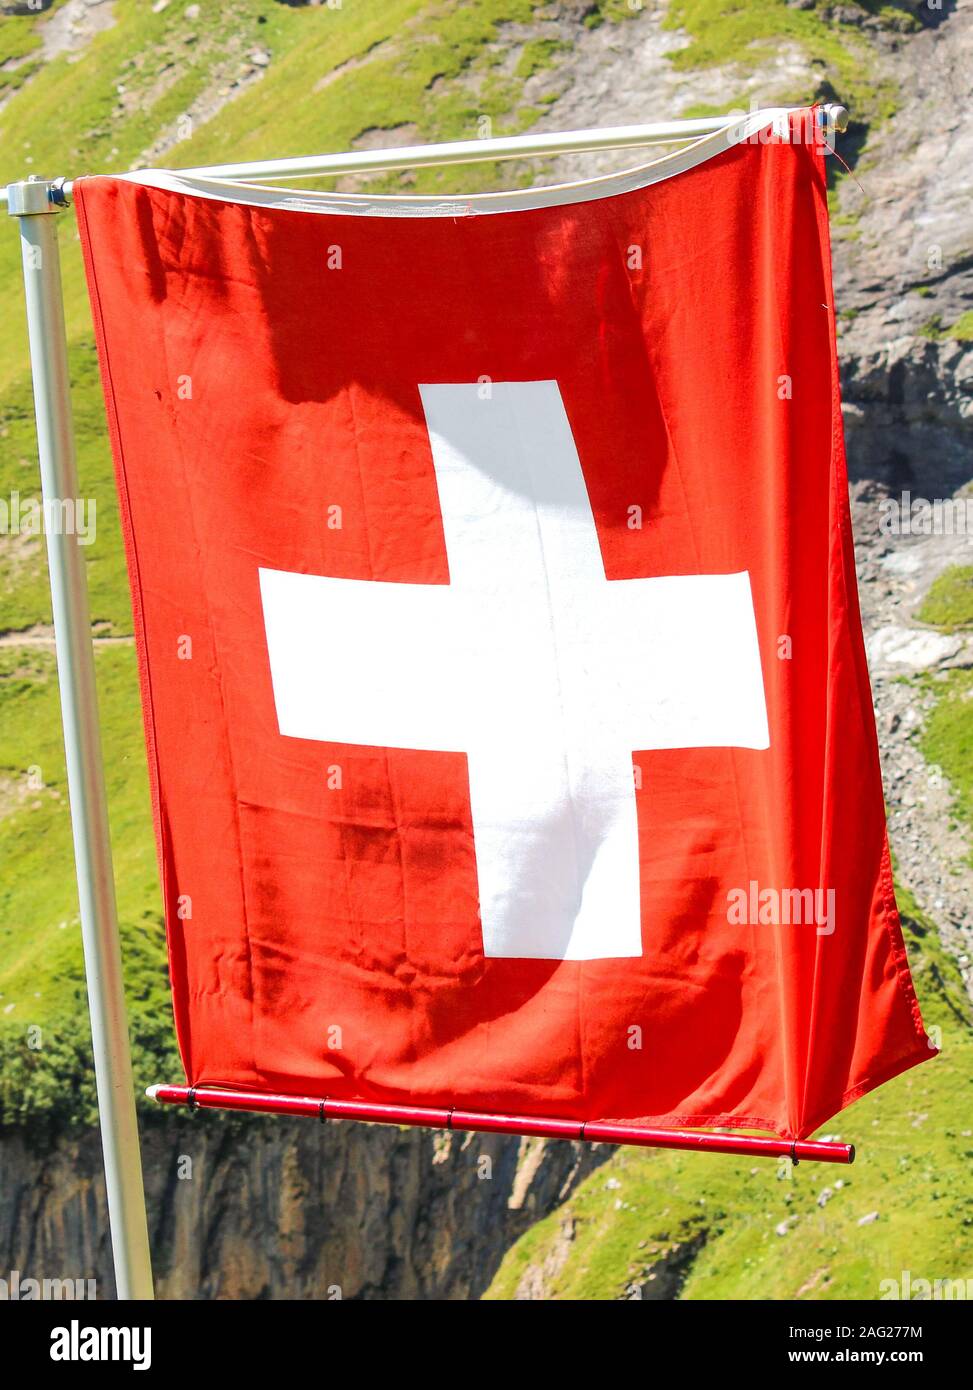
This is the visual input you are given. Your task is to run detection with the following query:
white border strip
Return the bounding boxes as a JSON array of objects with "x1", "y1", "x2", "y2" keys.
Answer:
[{"x1": 108, "y1": 108, "x2": 798, "y2": 218}]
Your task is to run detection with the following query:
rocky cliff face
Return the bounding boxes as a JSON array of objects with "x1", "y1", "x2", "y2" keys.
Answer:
[
  {"x1": 835, "y1": 1, "x2": 973, "y2": 496},
  {"x1": 833, "y1": 4, "x2": 973, "y2": 991},
  {"x1": 0, "y1": 1113, "x2": 605, "y2": 1298}
]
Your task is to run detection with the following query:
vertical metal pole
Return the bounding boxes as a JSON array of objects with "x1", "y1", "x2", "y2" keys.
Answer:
[{"x1": 6, "y1": 178, "x2": 154, "y2": 1300}]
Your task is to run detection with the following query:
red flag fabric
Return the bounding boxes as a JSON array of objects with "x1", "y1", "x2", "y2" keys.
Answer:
[{"x1": 75, "y1": 111, "x2": 932, "y2": 1140}]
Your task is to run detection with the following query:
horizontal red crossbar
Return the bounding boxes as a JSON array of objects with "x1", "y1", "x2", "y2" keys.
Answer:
[{"x1": 148, "y1": 1084, "x2": 855, "y2": 1164}]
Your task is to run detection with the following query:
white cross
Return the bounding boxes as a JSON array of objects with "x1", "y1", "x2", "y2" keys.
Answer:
[{"x1": 259, "y1": 380, "x2": 769, "y2": 960}]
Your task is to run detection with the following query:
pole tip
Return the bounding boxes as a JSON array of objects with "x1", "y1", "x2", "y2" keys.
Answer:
[{"x1": 145, "y1": 1084, "x2": 161, "y2": 1100}]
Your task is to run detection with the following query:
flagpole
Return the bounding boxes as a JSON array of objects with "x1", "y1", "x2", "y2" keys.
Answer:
[
  {"x1": 6, "y1": 178, "x2": 154, "y2": 1301},
  {"x1": 148, "y1": 1085, "x2": 856, "y2": 1165},
  {"x1": 0, "y1": 105, "x2": 848, "y2": 204},
  {"x1": 159, "y1": 103, "x2": 849, "y2": 185}
]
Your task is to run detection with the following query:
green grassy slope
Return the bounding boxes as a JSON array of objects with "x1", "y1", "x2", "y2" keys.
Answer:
[
  {"x1": 919, "y1": 566, "x2": 973, "y2": 863},
  {"x1": 0, "y1": 0, "x2": 553, "y2": 384},
  {"x1": 917, "y1": 566, "x2": 973, "y2": 634}
]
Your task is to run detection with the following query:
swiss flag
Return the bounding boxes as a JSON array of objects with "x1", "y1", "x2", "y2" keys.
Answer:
[{"x1": 76, "y1": 120, "x2": 931, "y2": 1139}]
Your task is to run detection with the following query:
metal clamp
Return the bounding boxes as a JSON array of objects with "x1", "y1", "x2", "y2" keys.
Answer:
[
  {"x1": 50, "y1": 177, "x2": 71, "y2": 209},
  {"x1": 5, "y1": 177, "x2": 71, "y2": 217}
]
